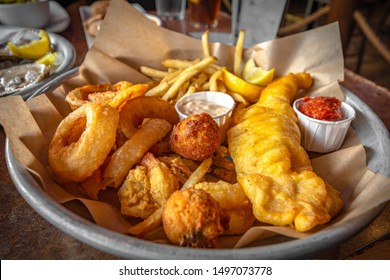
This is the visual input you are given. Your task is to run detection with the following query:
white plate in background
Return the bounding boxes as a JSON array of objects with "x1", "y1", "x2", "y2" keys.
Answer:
[
  {"x1": 46, "y1": 1, "x2": 71, "y2": 33},
  {"x1": 0, "y1": 26, "x2": 75, "y2": 99}
]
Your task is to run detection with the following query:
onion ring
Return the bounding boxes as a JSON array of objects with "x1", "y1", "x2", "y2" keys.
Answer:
[
  {"x1": 65, "y1": 81, "x2": 134, "y2": 110},
  {"x1": 118, "y1": 96, "x2": 179, "y2": 140},
  {"x1": 48, "y1": 102, "x2": 119, "y2": 184}
]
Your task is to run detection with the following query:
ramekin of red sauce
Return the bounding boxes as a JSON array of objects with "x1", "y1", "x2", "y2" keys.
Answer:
[
  {"x1": 298, "y1": 96, "x2": 343, "y2": 121},
  {"x1": 293, "y1": 96, "x2": 356, "y2": 153}
]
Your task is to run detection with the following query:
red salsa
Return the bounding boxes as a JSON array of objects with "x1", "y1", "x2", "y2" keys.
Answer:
[{"x1": 299, "y1": 96, "x2": 343, "y2": 121}]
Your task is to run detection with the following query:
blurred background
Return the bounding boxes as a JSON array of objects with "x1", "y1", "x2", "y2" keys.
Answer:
[
  {"x1": 57, "y1": 0, "x2": 390, "y2": 89},
  {"x1": 279, "y1": 0, "x2": 389, "y2": 89}
]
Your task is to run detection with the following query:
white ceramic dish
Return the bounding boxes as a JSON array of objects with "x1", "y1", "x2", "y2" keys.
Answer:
[
  {"x1": 0, "y1": 0, "x2": 49, "y2": 28},
  {"x1": 5, "y1": 71, "x2": 390, "y2": 258},
  {"x1": 45, "y1": 1, "x2": 71, "y2": 33},
  {"x1": 0, "y1": 26, "x2": 75, "y2": 99},
  {"x1": 293, "y1": 97, "x2": 356, "y2": 153},
  {"x1": 0, "y1": 1, "x2": 70, "y2": 33}
]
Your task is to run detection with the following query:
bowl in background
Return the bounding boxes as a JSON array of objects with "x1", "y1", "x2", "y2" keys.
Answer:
[
  {"x1": 175, "y1": 91, "x2": 235, "y2": 142},
  {"x1": 0, "y1": 1, "x2": 50, "y2": 28},
  {"x1": 293, "y1": 97, "x2": 356, "y2": 153}
]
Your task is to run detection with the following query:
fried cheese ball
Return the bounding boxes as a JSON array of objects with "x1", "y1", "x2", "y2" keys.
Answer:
[
  {"x1": 169, "y1": 113, "x2": 221, "y2": 161},
  {"x1": 162, "y1": 188, "x2": 228, "y2": 248}
]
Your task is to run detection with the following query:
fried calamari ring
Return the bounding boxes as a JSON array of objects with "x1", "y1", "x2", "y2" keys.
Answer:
[
  {"x1": 108, "y1": 84, "x2": 149, "y2": 110},
  {"x1": 65, "y1": 81, "x2": 133, "y2": 110},
  {"x1": 48, "y1": 102, "x2": 119, "y2": 184},
  {"x1": 118, "y1": 96, "x2": 179, "y2": 140}
]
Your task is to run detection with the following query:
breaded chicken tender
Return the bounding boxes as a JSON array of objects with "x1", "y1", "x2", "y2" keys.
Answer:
[
  {"x1": 162, "y1": 188, "x2": 228, "y2": 248},
  {"x1": 169, "y1": 113, "x2": 221, "y2": 161},
  {"x1": 228, "y1": 73, "x2": 344, "y2": 232}
]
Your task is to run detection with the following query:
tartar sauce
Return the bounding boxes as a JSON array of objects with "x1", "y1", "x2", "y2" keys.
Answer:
[{"x1": 179, "y1": 100, "x2": 229, "y2": 117}]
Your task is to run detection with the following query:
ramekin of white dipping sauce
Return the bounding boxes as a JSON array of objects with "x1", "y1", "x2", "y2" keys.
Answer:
[{"x1": 175, "y1": 91, "x2": 235, "y2": 142}]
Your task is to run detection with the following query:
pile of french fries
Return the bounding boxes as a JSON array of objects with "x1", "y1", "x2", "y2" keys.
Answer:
[{"x1": 140, "y1": 30, "x2": 249, "y2": 105}]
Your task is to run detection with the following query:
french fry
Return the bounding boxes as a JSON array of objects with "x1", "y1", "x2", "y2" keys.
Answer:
[
  {"x1": 160, "y1": 69, "x2": 183, "y2": 84},
  {"x1": 176, "y1": 80, "x2": 190, "y2": 101},
  {"x1": 209, "y1": 69, "x2": 223, "y2": 91},
  {"x1": 162, "y1": 69, "x2": 199, "y2": 100},
  {"x1": 127, "y1": 208, "x2": 163, "y2": 237},
  {"x1": 185, "y1": 85, "x2": 197, "y2": 95},
  {"x1": 190, "y1": 72, "x2": 209, "y2": 89},
  {"x1": 234, "y1": 29, "x2": 245, "y2": 77},
  {"x1": 201, "y1": 81, "x2": 210, "y2": 91},
  {"x1": 140, "y1": 66, "x2": 168, "y2": 79},
  {"x1": 162, "y1": 56, "x2": 217, "y2": 100},
  {"x1": 182, "y1": 157, "x2": 212, "y2": 190},
  {"x1": 228, "y1": 91, "x2": 249, "y2": 106},
  {"x1": 144, "y1": 81, "x2": 170, "y2": 97},
  {"x1": 162, "y1": 58, "x2": 200, "y2": 69},
  {"x1": 202, "y1": 30, "x2": 211, "y2": 57},
  {"x1": 217, "y1": 80, "x2": 227, "y2": 93}
]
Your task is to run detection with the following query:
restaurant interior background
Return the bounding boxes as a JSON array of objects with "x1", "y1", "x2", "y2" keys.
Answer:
[
  {"x1": 56, "y1": 0, "x2": 389, "y2": 89},
  {"x1": 279, "y1": 0, "x2": 390, "y2": 89}
]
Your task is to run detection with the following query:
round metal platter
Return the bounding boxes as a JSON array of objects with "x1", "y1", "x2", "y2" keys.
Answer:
[
  {"x1": 0, "y1": 26, "x2": 76, "y2": 100},
  {"x1": 5, "y1": 86, "x2": 390, "y2": 259}
]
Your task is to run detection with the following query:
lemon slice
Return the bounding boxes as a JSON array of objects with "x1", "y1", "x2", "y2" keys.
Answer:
[
  {"x1": 7, "y1": 29, "x2": 51, "y2": 60},
  {"x1": 243, "y1": 58, "x2": 275, "y2": 87},
  {"x1": 35, "y1": 52, "x2": 57, "y2": 68},
  {"x1": 221, "y1": 67, "x2": 263, "y2": 103}
]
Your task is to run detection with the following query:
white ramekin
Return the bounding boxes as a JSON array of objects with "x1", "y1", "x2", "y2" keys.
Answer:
[
  {"x1": 175, "y1": 91, "x2": 235, "y2": 142},
  {"x1": 0, "y1": 1, "x2": 50, "y2": 28},
  {"x1": 293, "y1": 97, "x2": 356, "y2": 153}
]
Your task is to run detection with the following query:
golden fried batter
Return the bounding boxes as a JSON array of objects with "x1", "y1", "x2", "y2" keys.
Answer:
[
  {"x1": 194, "y1": 181, "x2": 255, "y2": 235},
  {"x1": 118, "y1": 153, "x2": 179, "y2": 220},
  {"x1": 118, "y1": 165, "x2": 158, "y2": 219},
  {"x1": 169, "y1": 113, "x2": 221, "y2": 161},
  {"x1": 162, "y1": 188, "x2": 228, "y2": 248},
  {"x1": 228, "y1": 73, "x2": 344, "y2": 232}
]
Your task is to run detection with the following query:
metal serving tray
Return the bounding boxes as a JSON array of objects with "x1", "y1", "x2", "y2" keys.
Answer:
[{"x1": 5, "y1": 69, "x2": 390, "y2": 259}]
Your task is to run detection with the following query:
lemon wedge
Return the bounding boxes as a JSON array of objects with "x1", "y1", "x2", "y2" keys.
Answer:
[
  {"x1": 7, "y1": 29, "x2": 51, "y2": 60},
  {"x1": 35, "y1": 52, "x2": 57, "y2": 68},
  {"x1": 221, "y1": 67, "x2": 263, "y2": 103},
  {"x1": 242, "y1": 58, "x2": 275, "y2": 87}
]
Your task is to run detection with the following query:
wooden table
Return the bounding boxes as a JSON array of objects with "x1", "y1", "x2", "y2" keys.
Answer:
[{"x1": 1, "y1": 0, "x2": 389, "y2": 260}]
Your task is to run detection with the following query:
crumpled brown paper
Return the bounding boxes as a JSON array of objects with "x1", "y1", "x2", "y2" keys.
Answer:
[{"x1": 0, "y1": 0, "x2": 389, "y2": 249}]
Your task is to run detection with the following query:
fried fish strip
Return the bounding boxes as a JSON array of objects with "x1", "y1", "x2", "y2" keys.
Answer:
[
  {"x1": 103, "y1": 118, "x2": 172, "y2": 188},
  {"x1": 228, "y1": 73, "x2": 343, "y2": 232}
]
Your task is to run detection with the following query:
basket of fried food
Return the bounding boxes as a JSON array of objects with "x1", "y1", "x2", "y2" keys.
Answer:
[{"x1": 48, "y1": 30, "x2": 343, "y2": 248}]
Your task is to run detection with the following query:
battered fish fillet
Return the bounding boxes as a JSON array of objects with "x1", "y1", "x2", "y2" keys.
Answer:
[{"x1": 227, "y1": 73, "x2": 344, "y2": 232}]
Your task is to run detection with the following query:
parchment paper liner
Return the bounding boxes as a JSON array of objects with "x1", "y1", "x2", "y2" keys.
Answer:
[{"x1": 1, "y1": 0, "x2": 389, "y2": 249}]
